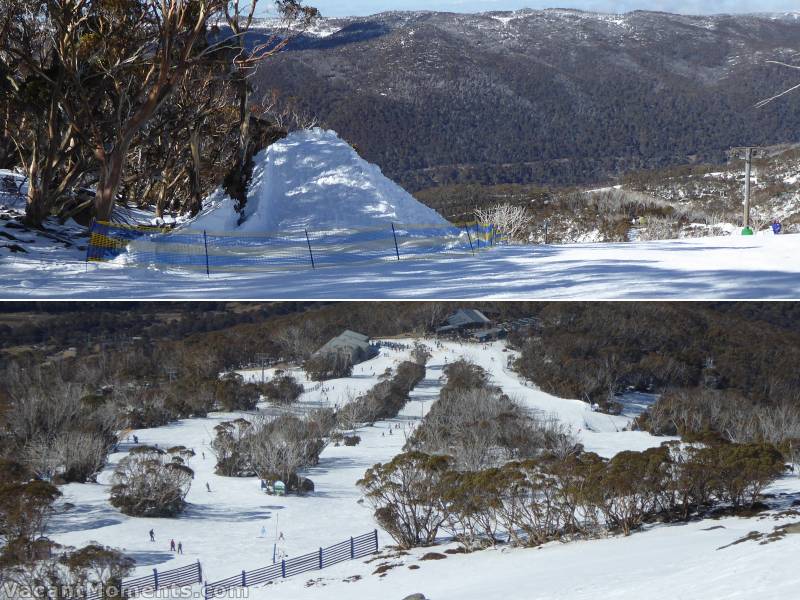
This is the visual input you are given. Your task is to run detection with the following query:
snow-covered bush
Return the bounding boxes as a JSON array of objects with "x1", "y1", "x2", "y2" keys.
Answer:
[{"x1": 110, "y1": 446, "x2": 193, "y2": 517}]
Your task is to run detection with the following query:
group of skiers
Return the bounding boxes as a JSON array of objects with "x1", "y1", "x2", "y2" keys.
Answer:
[{"x1": 148, "y1": 529, "x2": 184, "y2": 554}]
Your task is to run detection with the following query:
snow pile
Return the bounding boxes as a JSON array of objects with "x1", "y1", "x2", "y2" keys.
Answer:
[{"x1": 184, "y1": 128, "x2": 449, "y2": 234}]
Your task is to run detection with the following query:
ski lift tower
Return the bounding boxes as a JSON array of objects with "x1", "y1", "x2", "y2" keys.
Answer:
[
  {"x1": 164, "y1": 366, "x2": 178, "y2": 382},
  {"x1": 729, "y1": 146, "x2": 766, "y2": 235},
  {"x1": 256, "y1": 353, "x2": 271, "y2": 383}
]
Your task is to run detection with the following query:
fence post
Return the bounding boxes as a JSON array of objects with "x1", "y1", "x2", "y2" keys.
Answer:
[
  {"x1": 85, "y1": 218, "x2": 96, "y2": 272},
  {"x1": 319, "y1": 547, "x2": 323, "y2": 570},
  {"x1": 463, "y1": 226, "x2": 475, "y2": 256},
  {"x1": 350, "y1": 536, "x2": 354, "y2": 559},
  {"x1": 281, "y1": 559, "x2": 286, "y2": 578},
  {"x1": 153, "y1": 568, "x2": 159, "y2": 590},
  {"x1": 475, "y1": 222, "x2": 480, "y2": 249},
  {"x1": 304, "y1": 229, "x2": 316, "y2": 269},
  {"x1": 241, "y1": 570, "x2": 246, "y2": 587},
  {"x1": 203, "y1": 230, "x2": 210, "y2": 278},
  {"x1": 272, "y1": 543, "x2": 276, "y2": 564},
  {"x1": 391, "y1": 223, "x2": 400, "y2": 260},
  {"x1": 197, "y1": 561, "x2": 203, "y2": 584},
  {"x1": 374, "y1": 529, "x2": 379, "y2": 551}
]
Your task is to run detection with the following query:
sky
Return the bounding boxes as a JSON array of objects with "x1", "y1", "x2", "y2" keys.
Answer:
[{"x1": 292, "y1": 1, "x2": 800, "y2": 18}]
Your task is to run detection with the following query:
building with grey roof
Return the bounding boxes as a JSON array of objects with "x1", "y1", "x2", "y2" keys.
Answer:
[
  {"x1": 314, "y1": 330, "x2": 378, "y2": 365},
  {"x1": 436, "y1": 309, "x2": 492, "y2": 334}
]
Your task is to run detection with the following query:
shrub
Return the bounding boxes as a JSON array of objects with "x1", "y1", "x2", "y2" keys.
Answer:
[
  {"x1": 262, "y1": 375, "x2": 304, "y2": 405},
  {"x1": 343, "y1": 435, "x2": 361, "y2": 446},
  {"x1": 337, "y1": 361, "x2": 425, "y2": 429},
  {"x1": 709, "y1": 443, "x2": 785, "y2": 508},
  {"x1": 410, "y1": 342, "x2": 432, "y2": 366},
  {"x1": 211, "y1": 419, "x2": 255, "y2": 477},
  {"x1": 358, "y1": 452, "x2": 451, "y2": 549},
  {"x1": 212, "y1": 411, "x2": 334, "y2": 491},
  {"x1": 215, "y1": 373, "x2": 261, "y2": 411},
  {"x1": 305, "y1": 353, "x2": 353, "y2": 381},
  {"x1": 110, "y1": 447, "x2": 193, "y2": 517}
]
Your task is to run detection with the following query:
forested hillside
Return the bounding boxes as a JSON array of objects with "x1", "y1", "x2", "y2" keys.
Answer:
[{"x1": 253, "y1": 9, "x2": 800, "y2": 190}]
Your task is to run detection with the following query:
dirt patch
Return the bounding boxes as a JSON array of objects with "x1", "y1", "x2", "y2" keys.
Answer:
[
  {"x1": 408, "y1": 564, "x2": 420, "y2": 570},
  {"x1": 444, "y1": 547, "x2": 467, "y2": 554},
  {"x1": 717, "y1": 530, "x2": 762, "y2": 550},
  {"x1": 702, "y1": 525, "x2": 725, "y2": 531},
  {"x1": 419, "y1": 552, "x2": 447, "y2": 561},
  {"x1": 364, "y1": 550, "x2": 409, "y2": 563},
  {"x1": 717, "y1": 521, "x2": 800, "y2": 550},
  {"x1": 343, "y1": 575, "x2": 362, "y2": 583},
  {"x1": 373, "y1": 562, "x2": 402, "y2": 576}
]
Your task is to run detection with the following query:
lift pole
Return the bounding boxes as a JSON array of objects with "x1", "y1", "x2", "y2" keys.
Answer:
[{"x1": 729, "y1": 146, "x2": 765, "y2": 235}]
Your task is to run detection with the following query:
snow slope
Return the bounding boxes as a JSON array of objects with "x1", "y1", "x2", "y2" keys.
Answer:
[
  {"x1": 44, "y1": 339, "x2": 800, "y2": 600},
  {"x1": 5, "y1": 232, "x2": 800, "y2": 299},
  {"x1": 183, "y1": 128, "x2": 449, "y2": 234}
]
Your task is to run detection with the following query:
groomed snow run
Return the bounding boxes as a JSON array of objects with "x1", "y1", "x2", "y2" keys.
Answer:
[
  {"x1": 4, "y1": 232, "x2": 800, "y2": 298},
  {"x1": 182, "y1": 128, "x2": 449, "y2": 234},
  {"x1": 45, "y1": 339, "x2": 800, "y2": 600}
]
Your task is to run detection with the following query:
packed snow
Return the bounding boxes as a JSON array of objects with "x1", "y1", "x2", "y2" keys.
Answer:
[
  {"x1": 4, "y1": 231, "x2": 800, "y2": 299},
  {"x1": 45, "y1": 339, "x2": 800, "y2": 600},
  {"x1": 182, "y1": 128, "x2": 449, "y2": 234}
]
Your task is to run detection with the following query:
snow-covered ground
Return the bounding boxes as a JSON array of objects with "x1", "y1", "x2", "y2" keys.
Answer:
[
  {"x1": 4, "y1": 232, "x2": 800, "y2": 299},
  {"x1": 4, "y1": 128, "x2": 800, "y2": 298},
  {"x1": 45, "y1": 339, "x2": 800, "y2": 600}
]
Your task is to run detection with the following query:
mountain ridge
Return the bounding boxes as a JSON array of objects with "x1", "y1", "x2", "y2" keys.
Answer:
[{"x1": 250, "y1": 9, "x2": 800, "y2": 190}]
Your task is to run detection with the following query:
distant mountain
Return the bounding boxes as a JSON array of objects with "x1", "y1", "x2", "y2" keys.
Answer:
[{"x1": 251, "y1": 9, "x2": 800, "y2": 190}]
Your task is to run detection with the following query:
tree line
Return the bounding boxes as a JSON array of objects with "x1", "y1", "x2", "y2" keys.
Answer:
[{"x1": 359, "y1": 359, "x2": 788, "y2": 551}]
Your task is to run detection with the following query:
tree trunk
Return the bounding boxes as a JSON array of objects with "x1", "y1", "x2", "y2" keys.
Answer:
[
  {"x1": 94, "y1": 148, "x2": 127, "y2": 221},
  {"x1": 187, "y1": 126, "x2": 203, "y2": 216}
]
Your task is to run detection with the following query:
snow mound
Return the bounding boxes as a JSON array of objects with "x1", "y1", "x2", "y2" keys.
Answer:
[{"x1": 185, "y1": 128, "x2": 449, "y2": 233}]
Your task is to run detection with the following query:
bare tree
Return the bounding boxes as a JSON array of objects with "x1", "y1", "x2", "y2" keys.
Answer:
[{"x1": 474, "y1": 203, "x2": 534, "y2": 243}]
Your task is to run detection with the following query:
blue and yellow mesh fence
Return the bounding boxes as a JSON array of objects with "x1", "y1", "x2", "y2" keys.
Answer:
[{"x1": 86, "y1": 220, "x2": 502, "y2": 273}]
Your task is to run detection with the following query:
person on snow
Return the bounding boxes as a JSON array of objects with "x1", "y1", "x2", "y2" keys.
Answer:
[
  {"x1": 170, "y1": 539, "x2": 176, "y2": 552},
  {"x1": 206, "y1": 482, "x2": 211, "y2": 492},
  {"x1": 772, "y1": 219, "x2": 782, "y2": 235},
  {"x1": 177, "y1": 542, "x2": 183, "y2": 554},
  {"x1": 149, "y1": 529, "x2": 155, "y2": 542}
]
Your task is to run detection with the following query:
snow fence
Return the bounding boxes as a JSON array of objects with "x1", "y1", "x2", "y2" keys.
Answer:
[
  {"x1": 86, "y1": 221, "x2": 502, "y2": 272},
  {"x1": 203, "y1": 530, "x2": 379, "y2": 597}
]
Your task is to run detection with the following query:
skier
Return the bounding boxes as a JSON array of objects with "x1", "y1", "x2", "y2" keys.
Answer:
[
  {"x1": 772, "y1": 219, "x2": 782, "y2": 235},
  {"x1": 206, "y1": 482, "x2": 211, "y2": 492},
  {"x1": 133, "y1": 435, "x2": 139, "y2": 444},
  {"x1": 170, "y1": 539, "x2": 176, "y2": 552},
  {"x1": 177, "y1": 542, "x2": 183, "y2": 554},
  {"x1": 149, "y1": 529, "x2": 155, "y2": 542}
]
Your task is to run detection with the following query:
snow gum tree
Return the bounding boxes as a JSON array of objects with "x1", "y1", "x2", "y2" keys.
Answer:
[
  {"x1": 110, "y1": 446, "x2": 194, "y2": 516},
  {"x1": 357, "y1": 451, "x2": 451, "y2": 549}
]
